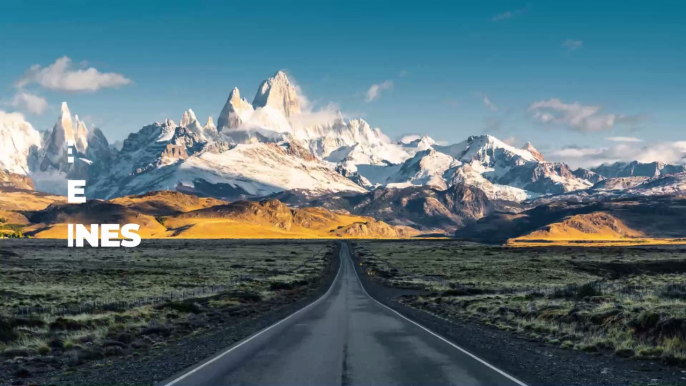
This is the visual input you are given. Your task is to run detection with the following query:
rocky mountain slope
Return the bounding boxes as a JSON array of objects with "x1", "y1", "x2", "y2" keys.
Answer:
[
  {"x1": 1, "y1": 69, "x2": 684, "y2": 237},
  {"x1": 267, "y1": 183, "x2": 510, "y2": 232},
  {"x1": 455, "y1": 195, "x2": 686, "y2": 244},
  {"x1": 0, "y1": 170, "x2": 34, "y2": 190},
  {"x1": 0, "y1": 70, "x2": 628, "y2": 202},
  {"x1": 592, "y1": 161, "x2": 686, "y2": 178},
  {"x1": 0, "y1": 189, "x2": 411, "y2": 239}
]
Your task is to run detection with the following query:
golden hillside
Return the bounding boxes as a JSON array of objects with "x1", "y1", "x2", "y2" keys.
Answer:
[
  {"x1": 1, "y1": 189, "x2": 412, "y2": 239},
  {"x1": 458, "y1": 196, "x2": 686, "y2": 246},
  {"x1": 509, "y1": 212, "x2": 645, "y2": 242},
  {"x1": 0, "y1": 188, "x2": 65, "y2": 211},
  {"x1": 163, "y1": 199, "x2": 415, "y2": 238},
  {"x1": 111, "y1": 190, "x2": 227, "y2": 215}
]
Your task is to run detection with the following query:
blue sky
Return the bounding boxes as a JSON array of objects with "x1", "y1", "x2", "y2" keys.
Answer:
[{"x1": 1, "y1": 0, "x2": 684, "y2": 165}]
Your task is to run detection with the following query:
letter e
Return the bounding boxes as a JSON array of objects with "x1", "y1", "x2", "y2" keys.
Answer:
[
  {"x1": 100, "y1": 224, "x2": 121, "y2": 247},
  {"x1": 68, "y1": 180, "x2": 87, "y2": 204}
]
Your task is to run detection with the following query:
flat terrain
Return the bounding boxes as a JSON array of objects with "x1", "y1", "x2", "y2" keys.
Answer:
[
  {"x1": 158, "y1": 243, "x2": 523, "y2": 386},
  {"x1": 353, "y1": 240, "x2": 686, "y2": 368},
  {"x1": 0, "y1": 239, "x2": 336, "y2": 385}
]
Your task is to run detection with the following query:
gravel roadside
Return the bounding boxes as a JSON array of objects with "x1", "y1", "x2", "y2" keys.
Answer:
[
  {"x1": 348, "y1": 242, "x2": 686, "y2": 386},
  {"x1": 5, "y1": 244, "x2": 341, "y2": 386}
]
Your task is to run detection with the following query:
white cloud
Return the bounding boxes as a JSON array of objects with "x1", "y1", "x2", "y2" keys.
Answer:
[
  {"x1": 528, "y1": 98, "x2": 642, "y2": 132},
  {"x1": 16, "y1": 56, "x2": 132, "y2": 92},
  {"x1": 398, "y1": 134, "x2": 422, "y2": 144},
  {"x1": 483, "y1": 96, "x2": 498, "y2": 112},
  {"x1": 562, "y1": 39, "x2": 583, "y2": 51},
  {"x1": 606, "y1": 136, "x2": 643, "y2": 143},
  {"x1": 289, "y1": 102, "x2": 343, "y2": 129},
  {"x1": 281, "y1": 71, "x2": 343, "y2": 128},
  {"x1": 365, "y1": 80, "x2": 393, "y2": 102},
  {"x1": 10, "y1": 91, "x2": 49, "y2": 115},
  {"x1": 501, "y1": 136, "x2": 518, "y2": 146},
  {"x1": 549, "y1": 141, "x2": 686, "y2": 168},
  {"x1": 492, "y1": 8, "x2": 527, "y2": 21}
]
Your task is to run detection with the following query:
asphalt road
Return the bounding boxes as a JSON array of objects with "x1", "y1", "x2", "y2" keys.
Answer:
[{"x1": 160, "y1": 242, "x2": 526, "y2": 386}]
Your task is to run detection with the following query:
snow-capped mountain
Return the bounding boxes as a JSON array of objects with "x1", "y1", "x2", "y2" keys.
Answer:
[
  {"x1": 85, "y1": 115, "x2": 365, "y2": 200},
  {"x1": 0, "y1": 111, "x2": 42, "y2": 175},
  {"x1": 38, "y1": 103, "x2": 88, "y2": 174},
  {"x1": 252, "y1": 70, "x2": 301, "y2": 118},
  {"x1": 592, "y1": 161, "x2": 686, "y2": 178},
  {"x1": 386, "y1": 149, "x2": 461, "y2": 190},
  {"x1": 521, "y1": 142, "x2": 544, "y2": 162},
  {"x1": 217, "y1": 87, "x2": 255, "y2": 131},
  {"x1": 1, "y1": 70, "x2": 684, "y2": 208},
  {"x1": 28, "y1": 102, "x2": 119, "y2": 194}
]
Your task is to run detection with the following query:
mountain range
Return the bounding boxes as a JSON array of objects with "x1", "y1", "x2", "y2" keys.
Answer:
[{"x1": 1, "y1": 70, "x2": 685, "y2": 238}]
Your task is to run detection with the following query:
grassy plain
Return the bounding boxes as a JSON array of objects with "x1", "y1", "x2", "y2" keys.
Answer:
[
  {"x1": 353, "y1": 240, "x2": 686, "y2": 365},
  {"x1": 0, "y1": 239, "x2": 334, "y2": 378}
]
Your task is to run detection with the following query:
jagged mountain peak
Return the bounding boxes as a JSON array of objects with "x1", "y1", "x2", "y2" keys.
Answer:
[
  {"x1": 252, "y1": 70, "x2": 301, "y2": 118},
  {"x1": 59, "y1": 101, "x2": 70, "y2": 120},
  {"x1": 218, "y1": 87, "x2": 254, "y2": 131},
  {"x1": 592, "y1": 160, "x2": 686, "y2": 178},
  {"x1": 522, "y1": 142, "x2": 544, "y2": 161},
  {"x1": 178, "y1": 109, "x2": 210, "y2": 139},
  {"x1": 180, "y1": 109, "x2": 197, "y2": 126},
  {"x1": 436, "y1": 134, "x2": 538, "y2": 166},
  {"x1": 205, "y1": 116, "x2": 215, "y2": 130},
  {"x1": 0, "y1": 111, "x2": 42, "y2": 176}
]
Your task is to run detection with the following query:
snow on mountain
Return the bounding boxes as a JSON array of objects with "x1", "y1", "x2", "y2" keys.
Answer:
[
  {"x1": 590, "y1": 176, "x2": 651, "y2": 191},
  {"x1": 217, "y1": 87, "x2": 254, "y2": 131},
  {"x1": 398, "y1": 134, "x2": 423, "y2": 144},
  {"x1": 179, "y1": 109, "x2": 203, "y2": 134},
  {"x1": 204, "y1": 116, "x2": 216, "y2": 132},
  {"x1": 592, "y1": 161, "x2": 686, "y2": 178},
  {"x1": 2, "y1": 70, "x2": 683, "y2": 209},
  {"x1": 572, "y1": 168, "x2": 605, "y2": 184},
  {"x1": 217, "y1": 72, "x2": 408, "y2": 169},
  {"x1": 0, "y1": 111, "x2": 42, "y2": 175},
  {"x1": 19, "y1": 102, "x2": 117, "y2": 194},
  {"x1": 178, "y1": 109, "x2": 219, "y2": 141},
  {"x1": 627, "y1": 172, "x2": 686, "y2": 196},
  {"x1": 387, "y1": 149, "x2": 461, "y2": 190},
  {"x1": 252, "y1": 70, "x2": 301, "y2": 118},
  {"x1": 76, "y1": 74, "x2": 606, "y2": 202},
  {"x1": 447, "y1": 164, "x2": 534, "y2": 202},
  {"x1": 496, "y1": 162, "x2": 593, "y2": 194},
  {"x1": 38, "y1": 102, "x2": 90, "y2": 173},
  {"x1": 430, "y1": 135, "x2": 593, "y2": 196},
  {"x1": 89, "y1": 136, "x2": 365, "y2": 200},
  {"x1": 399, "y1": 135, "x2": 436, "y2": 153},
  {"x1": 522, "y1": 142, "x2": 544, "y2": 161},
  {"x1": 435, "y1": 135, "x2": 537, "y2": 172},
  {"x1": 86, "y1": 111, "x2": 365, "y2": 200},
  {"x1": 241, "y1": 105, "x2": 293, "y2": 135}
]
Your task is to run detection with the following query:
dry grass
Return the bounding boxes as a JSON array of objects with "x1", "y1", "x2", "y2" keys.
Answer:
[
  {"x1": 353, "y1": 240, "x2": 686, "y2": 365},
  {"x1": 0, "y1": 190, "x2": 64, "y2": 211},
  {"x1": 1, "y1": 239, "x2": 335, "y2": 376}
]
